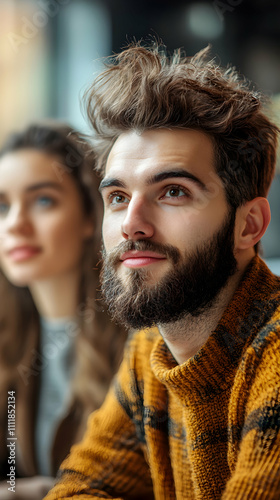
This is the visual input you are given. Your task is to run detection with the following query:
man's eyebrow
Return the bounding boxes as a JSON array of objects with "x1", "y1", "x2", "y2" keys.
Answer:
[
  {"x1": 99, "y1": 178, "x2": 126, "y2": 192},
  {"x1": 147, "y1": 170, "x2": 207, "y2": 190},
  {"x1": 98, "y1": 169, "x2": 207, "y2": 193}
]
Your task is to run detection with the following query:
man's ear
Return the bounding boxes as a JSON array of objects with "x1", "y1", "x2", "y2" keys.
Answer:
[{"x1": 235, "y1": 197, "x2": 271, "y2": 250}]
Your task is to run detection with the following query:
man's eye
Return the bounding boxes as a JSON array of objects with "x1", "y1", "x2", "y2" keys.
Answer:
[
  {"x1": 164, "y1": 186, "x2": 189, "y2": 198},
  {"x1": 109, "y1": 193, "x2": 129, "y2": 205}
]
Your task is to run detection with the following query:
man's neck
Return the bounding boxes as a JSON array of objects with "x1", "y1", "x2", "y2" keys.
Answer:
[{"x1": 158, "y1": 263, "x2": 248, "y2": 365}]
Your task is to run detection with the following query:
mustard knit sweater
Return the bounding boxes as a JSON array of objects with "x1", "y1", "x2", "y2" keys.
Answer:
[{"x1": 45, "y1": 256, "x2": 280, "y2": 500}]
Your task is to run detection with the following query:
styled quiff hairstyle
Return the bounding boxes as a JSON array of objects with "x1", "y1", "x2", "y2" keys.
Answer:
[{"x1": 85, "y1": 42, "x2": 279, "y2": 210}]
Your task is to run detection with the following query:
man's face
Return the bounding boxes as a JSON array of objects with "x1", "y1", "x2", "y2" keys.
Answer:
[{"x1": 100, "y1": 128, "x2": 238, "y2": 328}]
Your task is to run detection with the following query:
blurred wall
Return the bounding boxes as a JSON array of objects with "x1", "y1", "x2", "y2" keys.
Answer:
[{"x1": 0, "y1": 0, "x2": 111, "y2": 139}]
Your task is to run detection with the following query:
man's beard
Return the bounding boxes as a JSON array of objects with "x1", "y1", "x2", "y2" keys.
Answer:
[{"x1": 100, "y1": 209, "x2": 237, "y2": 330}]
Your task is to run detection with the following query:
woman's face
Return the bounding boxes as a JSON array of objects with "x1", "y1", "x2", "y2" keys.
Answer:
[{"x1": 0, "y1": 149, "x2": 94, "y2": 286}]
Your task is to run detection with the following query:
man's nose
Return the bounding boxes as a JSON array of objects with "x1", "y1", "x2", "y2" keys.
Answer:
[{"x1": 121, "y1": 197, "x2": 154, "y2": 240}]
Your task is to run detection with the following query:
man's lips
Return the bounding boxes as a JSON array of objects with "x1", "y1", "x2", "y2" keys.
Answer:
[
  {"x1": 7, "y1": 246, "x2": 41, "y2": 262},
  {"x1": 119, "y1": 250, "x2": 166, "y2": 268}
]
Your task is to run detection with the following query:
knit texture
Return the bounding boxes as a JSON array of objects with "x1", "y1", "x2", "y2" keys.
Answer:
[{"x1": 44, "y1": 256, "x2": 280, "y2": 500}]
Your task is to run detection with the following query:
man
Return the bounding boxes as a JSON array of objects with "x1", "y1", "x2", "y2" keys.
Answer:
[{"x1": 45, "y1": 43, "x2": 280, "y2": 499}]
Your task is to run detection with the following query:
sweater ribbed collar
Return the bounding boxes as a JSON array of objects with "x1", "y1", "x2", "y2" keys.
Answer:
[{"x1": 150, "y1": 256, "x2": 280, "y2": 402}]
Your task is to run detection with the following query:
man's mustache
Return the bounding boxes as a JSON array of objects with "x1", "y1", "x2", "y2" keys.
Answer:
[{"x1": 102, "y1": 239, "x2": 180, "y2": 266}]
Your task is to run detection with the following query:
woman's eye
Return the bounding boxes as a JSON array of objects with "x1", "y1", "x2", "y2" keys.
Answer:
[
  {"x1": 35, "y1": 195, "x2": 55, "y2": 208},
  {"x1": 0, "y1": 202, "x2": 9, "y2": 216}
]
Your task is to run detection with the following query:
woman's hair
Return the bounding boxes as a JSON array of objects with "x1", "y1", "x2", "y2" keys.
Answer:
[
  {"x1": 0, "y1": 123, "x2": 127, "y2": 451},
  {"x1": 85, "y1": 42, "x2": 279, "y2": 211}
]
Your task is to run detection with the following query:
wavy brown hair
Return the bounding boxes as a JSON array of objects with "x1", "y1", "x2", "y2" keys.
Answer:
[
  {"x1": 85, "y1": 42, "x2": 279, "y2": 214},
  {"x1": 0, "y1": 123, "x2": 127, "y2": 472}
]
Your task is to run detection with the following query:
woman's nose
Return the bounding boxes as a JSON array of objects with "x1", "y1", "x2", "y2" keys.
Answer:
[{"x1": 3, "y1": 204, "x2": 33, "y2": 236}]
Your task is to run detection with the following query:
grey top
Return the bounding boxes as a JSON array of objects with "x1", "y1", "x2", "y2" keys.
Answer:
[{"x1": 35, "y1": 317, "x2": 77, "y2": 476}]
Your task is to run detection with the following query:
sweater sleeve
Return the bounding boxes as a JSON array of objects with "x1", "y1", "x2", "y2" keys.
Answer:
[
  {"x1": 43, "y1": 336, "x2": 154, "y2": 500},
  {"x1": 222, "y1": 327, "x2": 280, "y2": 500}
]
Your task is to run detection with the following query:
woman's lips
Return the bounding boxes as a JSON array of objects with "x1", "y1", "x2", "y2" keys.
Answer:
[
  {"x1": 120, "y1": 250, "x2": 166, "y2": 268},
  {"x1": 7, "y1": 246, "x2": 41, "y2": 262}
]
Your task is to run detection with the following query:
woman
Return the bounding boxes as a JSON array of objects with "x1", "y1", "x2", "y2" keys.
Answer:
[{"x1": 0, "y1": 123, "x2": 127, "y2": 498}]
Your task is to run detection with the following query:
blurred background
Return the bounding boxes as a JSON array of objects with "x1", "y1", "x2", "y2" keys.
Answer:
[{"x1": 0, "y1": 0, "x2": 279, "y2": 269}]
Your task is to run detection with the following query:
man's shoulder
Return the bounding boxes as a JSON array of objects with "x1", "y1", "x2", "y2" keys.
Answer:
[
  {"x1": 249, "y1": 301, "x2": 280, "y2": 352},
  {"x1": 237, "y1": 256, "x2": 280, "y2": 347},
  {"x1": 238, "y1": 299, "x2": 280, "y2": 390}
]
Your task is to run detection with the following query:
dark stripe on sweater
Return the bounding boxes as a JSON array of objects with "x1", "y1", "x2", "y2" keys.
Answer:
[
  {"x1": 242, "y1": 400, "x2": 280, "y2": 441},
  {"x1": 190, "y1": 426, "x2": 229, "y2": 450}
]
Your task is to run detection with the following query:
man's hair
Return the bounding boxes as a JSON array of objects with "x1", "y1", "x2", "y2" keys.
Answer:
[{"x1": 85, "y1": 41, "x2": 279, "y2": 210}]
